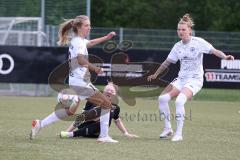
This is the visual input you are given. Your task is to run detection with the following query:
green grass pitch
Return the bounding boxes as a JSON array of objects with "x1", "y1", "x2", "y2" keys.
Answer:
[{"x1": 0, "y1": 88, "x2": 240, "y2": 160}]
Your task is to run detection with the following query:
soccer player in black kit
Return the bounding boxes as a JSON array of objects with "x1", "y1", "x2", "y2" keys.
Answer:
[{"x1": 60, "y1": 82, "x2": 138, "y2": 141}]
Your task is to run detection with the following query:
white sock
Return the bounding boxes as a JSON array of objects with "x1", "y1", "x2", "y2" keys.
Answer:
[
  {"x1": 68, "y1": 132, "x2": 74, "y2": 138},
  {"x1": 175, "y1": 93, "x2": 187, "y2": 136},
  {"x1": 98, "y1": 108, "x2": 110, "y2": 138},
  {"x1": 41, "y1": 109, "x2": 68, "y2": 128},
  {"x1": 158, "y1": 93, "x2": 171, "y2": 129}
]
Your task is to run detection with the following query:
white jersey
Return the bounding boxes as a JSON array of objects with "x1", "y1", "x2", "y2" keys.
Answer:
[
  {"x1": 167, "y1": 36, "x2": 214, "y2": 80},
  {"x1": 68, "y1": 36, "x2": 91, "y2": 85}
]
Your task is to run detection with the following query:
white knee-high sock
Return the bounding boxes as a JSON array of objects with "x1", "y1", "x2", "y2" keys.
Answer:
[
  {"x1": 175, "y1": 93, "x2": 187, "y2": 136},
  {"x1": 99, "y1": 108, "x2": 110, "y2": 138},
  {"x1": 158, "y1": 93, "x2": 171, "y2": 129},
  {"x1": 41, "y1": 108, "x2": 69, "y2": 128}
]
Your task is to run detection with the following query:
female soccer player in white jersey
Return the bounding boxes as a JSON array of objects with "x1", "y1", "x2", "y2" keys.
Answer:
[
  {"x1": 30, "y1": 15, "x2": 118, "y2": 143},
  {"x1": 148, "y1": 14, "x2": 235, "y2": 142}
]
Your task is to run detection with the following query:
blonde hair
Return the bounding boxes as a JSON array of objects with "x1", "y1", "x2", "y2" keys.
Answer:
[
  {"x1": 178, "y1": 13, "x2": 194, "y2": 29},
  {"x1": 57, "y1": 15, "x2": 89, "y2": 46}
]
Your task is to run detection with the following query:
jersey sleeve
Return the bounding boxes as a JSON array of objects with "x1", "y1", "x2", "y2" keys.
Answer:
[
  {"x1": 167, "y1": 44, "x2": 179, "y2": 63},
  {"x1": 84, "y1": 39, "x2": 89, "y2": 45},
  {"x1": 113, "y1": 105, "x2": 120, "y2": 120},
  {"x1": 198, "y1": 38, "x2": 215, "y2": 54}
]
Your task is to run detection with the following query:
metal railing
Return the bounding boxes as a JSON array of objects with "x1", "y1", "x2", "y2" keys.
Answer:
[
  {"x1": 1, "y1": 19, "x2": 240, "y2": 51},
  {"x1": 46, "y1": 26, "x2": 240, "y2": 51}
]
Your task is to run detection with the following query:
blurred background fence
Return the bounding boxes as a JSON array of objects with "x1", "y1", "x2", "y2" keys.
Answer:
[
  {"x1": 1, "y1": 20, "x2": 240, "y2": 51},
  {"x1": 1, "y1": 0, "x2": 240, "y2": 51}
]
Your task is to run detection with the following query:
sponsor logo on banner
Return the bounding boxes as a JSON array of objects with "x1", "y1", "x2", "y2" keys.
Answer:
[
  {"x1": 0, "y1": 53, "x2": 15, "y2": 75},
  {"x1": 94, "y1": 63, "x2": 144, "y2": 78},
  {"x1": 205, "y1": 60, "x2": 240, "y2": 83},
  {"x1": 205, "y1": 72, "x2": 240, "y2": 82},
  {"x1": 221, "y1": 59, "x2": 240, "y2": 69}
]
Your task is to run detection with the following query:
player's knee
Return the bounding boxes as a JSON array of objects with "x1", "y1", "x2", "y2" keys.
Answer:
[
  {"x1": 158, "y1": 94, "x2": 171, "y2": 103},
  {"x1": 175, "y1": 93, "x2": 187, "y2": 106},
  {"x1": 68, "y1": 107, "x2": 77, "y2": 115},
  {"x1": 158, "y1": 95, "x2": 165, "y2": 103}
]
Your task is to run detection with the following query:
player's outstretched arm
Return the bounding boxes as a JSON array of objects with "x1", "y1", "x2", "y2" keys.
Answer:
[
  {"x1": 87, "y1": 31, "x2": 116, "y2": 48},
  {"x1": 114, "y1": 118, "x2": 139, "y2": 138},
  {"x1": 147, "y1": 59, "x2": 172, "y2": 81},
  {"x1": 210, "y1": 49, "x2": 235, "y2": 60}
]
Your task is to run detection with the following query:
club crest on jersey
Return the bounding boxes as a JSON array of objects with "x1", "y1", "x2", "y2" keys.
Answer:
[{"x1": 190, "y1": 47, "x2": 195, "y2": 52}]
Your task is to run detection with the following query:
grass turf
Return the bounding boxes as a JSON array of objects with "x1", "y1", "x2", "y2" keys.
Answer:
[{"x1": 0, "y1": 88, "x2": 240, "y2": 160}]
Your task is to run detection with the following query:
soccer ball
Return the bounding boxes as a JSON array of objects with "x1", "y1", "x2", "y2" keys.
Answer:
[{"x1": 57, "y1": 90, "x2": 79, "y2": 107}]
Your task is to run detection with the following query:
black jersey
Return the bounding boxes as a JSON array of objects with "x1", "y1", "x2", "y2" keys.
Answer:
[
  {"x1": 75, "y1": 102, "x2": 120, "y2": 137},
  {"x1": 82, "y1": 101, "x2": 120, "y2": 126}
]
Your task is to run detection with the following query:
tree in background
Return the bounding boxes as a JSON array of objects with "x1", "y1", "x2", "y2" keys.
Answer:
[
  {"x1": 0, "y1": 0, "x2": 40, "y2": 17},
  {"x1": 91, "y1": 0, "x2": 240, "y2": 31},
  {"x1": 0, "y1": 0, "x2": 239, "y2": 31}
]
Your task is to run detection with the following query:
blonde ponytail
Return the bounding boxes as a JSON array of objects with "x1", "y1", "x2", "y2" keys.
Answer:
[
  {"x1": 57, "y1": 19, "x2": 74, "y2": 46},
  {"x1": 57, "y1": 15, "x2": 89, "y2": 46}
]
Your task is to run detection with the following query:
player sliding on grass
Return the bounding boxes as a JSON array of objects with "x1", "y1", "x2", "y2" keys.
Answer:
[
  {"x1": 148, "y1": 13, "x2": 235, "y2": 142},
  {"x1": 30, "y1": 15, "x2": 118, "y2": 143},
  {"x1": 60, "y1": 82, "x2": 139, "y2": 140}
]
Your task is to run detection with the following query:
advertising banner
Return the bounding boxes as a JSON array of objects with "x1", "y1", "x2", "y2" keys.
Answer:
[{"x1": 0, "y1": 45, "x2": 239, "y2": 89}]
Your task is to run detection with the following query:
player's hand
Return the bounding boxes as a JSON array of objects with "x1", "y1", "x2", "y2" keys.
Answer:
[
  {"x1": 225, "y1": 55, "x2": 234, "y2": 60},
  {"x1": 124, "y1": 132, "x2": 139, "y2": 138},
  {"x1": 106, "y1": 32, "x2": 116, "y2": 40},
  {"x1": 95, "y1": 67, "x2": 104, "y2": 74},
  {"x1": 147, "y1": 74, "x2": 157, "y2": 81}
]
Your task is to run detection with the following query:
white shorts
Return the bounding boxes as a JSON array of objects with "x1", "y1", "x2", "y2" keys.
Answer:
[
  {"x1": 69, "y1": 78, "x2": 98, "y2": 100},
  {"x1": 171, "y1": 78, "x2": 203, "y2": 96}
]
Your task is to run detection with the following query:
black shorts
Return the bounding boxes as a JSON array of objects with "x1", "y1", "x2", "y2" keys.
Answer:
[{"x1": 73, "y1": 121, "x2": 100, "y2": 138}]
